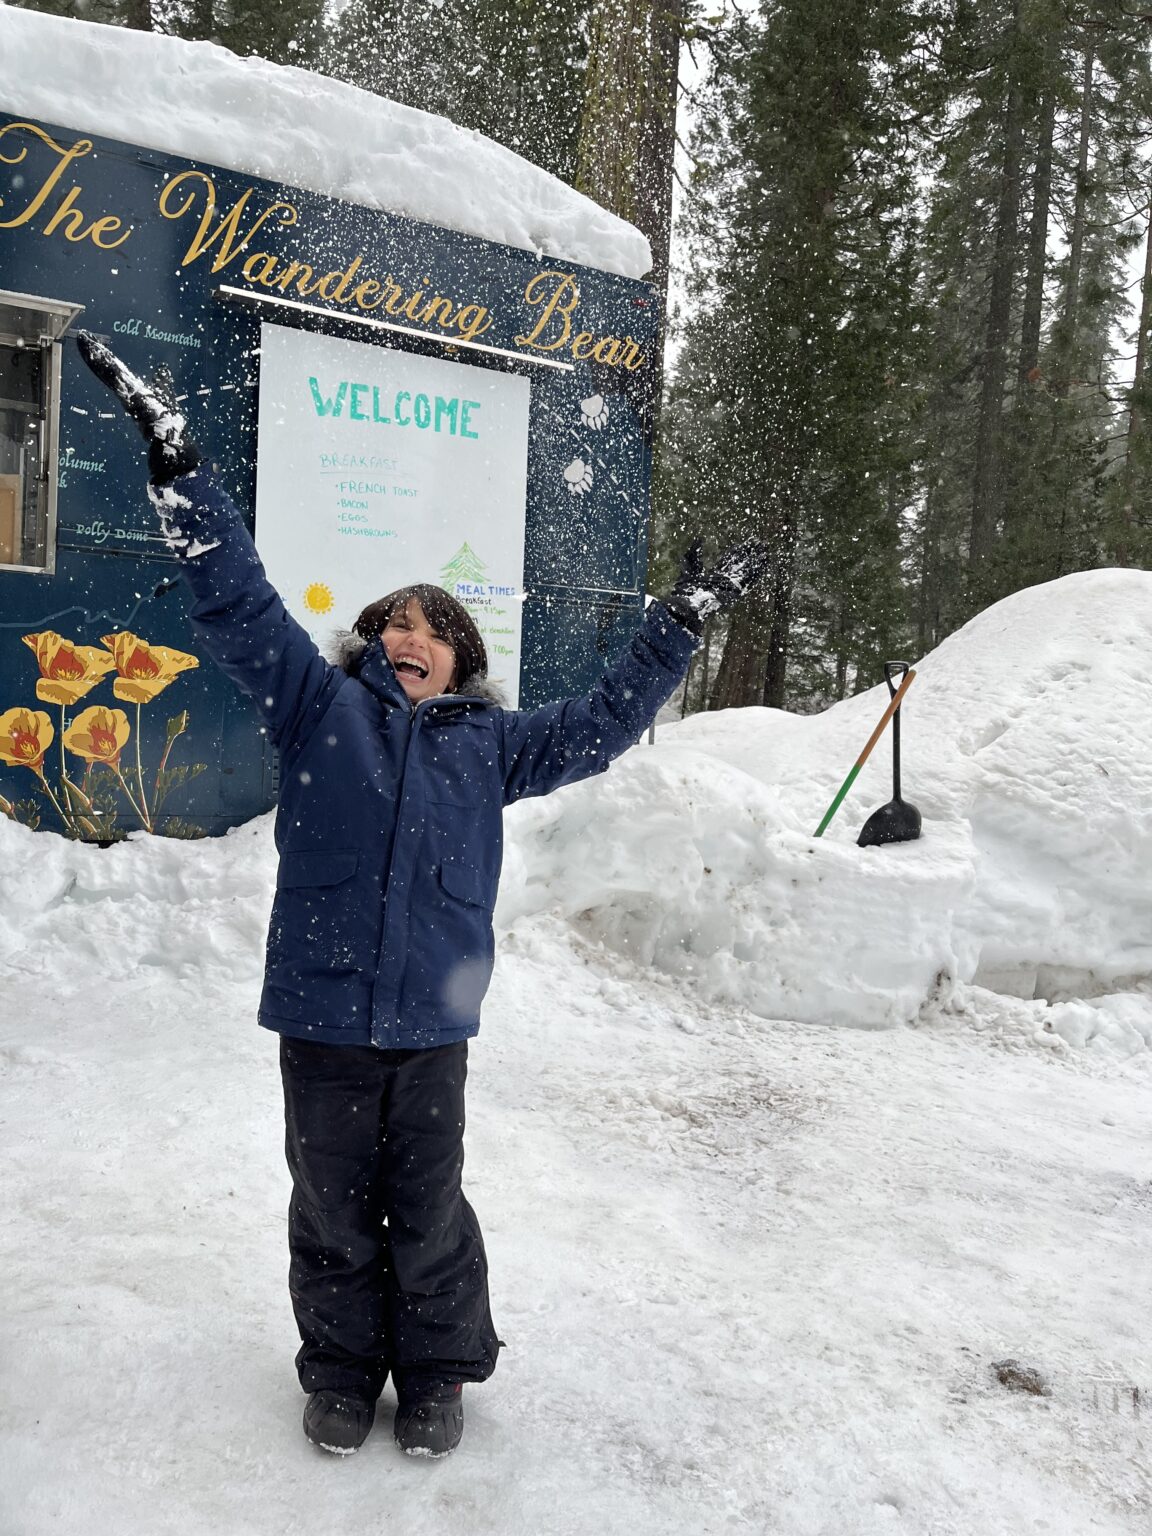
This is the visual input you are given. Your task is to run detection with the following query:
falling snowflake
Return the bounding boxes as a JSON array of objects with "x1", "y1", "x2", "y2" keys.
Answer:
[
  {"x1": 580, "y1": 394, "x2": 609, "y2": 430},
  {"x1": 564, "y1": 458, "x2": 593, "y2": 495}
]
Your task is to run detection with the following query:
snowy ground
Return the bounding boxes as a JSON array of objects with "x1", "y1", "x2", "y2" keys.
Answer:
[
  {"x1": 2, "y1": 836, "x2": 1149, "y2": 1534},
  {"x1": 4, "y1": 572, "x2": 1152, "y2": 1533}
]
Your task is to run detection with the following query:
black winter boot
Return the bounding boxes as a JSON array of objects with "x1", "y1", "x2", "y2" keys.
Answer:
[
  {"x1": 303, "y1": 1389, "x2": 376, "y2": 1454},
  {"x1": 393, "y1": 1382, "x2": 464, "y2": 1458}
]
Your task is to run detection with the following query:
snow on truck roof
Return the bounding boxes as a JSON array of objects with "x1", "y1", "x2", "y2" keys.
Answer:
[{"x1": 0, "y1": 4, "x2": 652, "y2": 281}]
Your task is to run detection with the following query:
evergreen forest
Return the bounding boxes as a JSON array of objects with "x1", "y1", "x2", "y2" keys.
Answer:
[{"x1": 15, "y1": 0, "x2": 1152, "y2": 711}]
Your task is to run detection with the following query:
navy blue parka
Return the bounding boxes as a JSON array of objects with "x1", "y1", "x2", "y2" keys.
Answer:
[{"x1": 155, "y1": 469, "x2": 697, "y2": 1050}]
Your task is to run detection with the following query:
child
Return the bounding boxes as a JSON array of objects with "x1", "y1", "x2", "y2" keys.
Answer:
[{"x1": 77, "y1": 333, "x2": 765, "y2": 1458}]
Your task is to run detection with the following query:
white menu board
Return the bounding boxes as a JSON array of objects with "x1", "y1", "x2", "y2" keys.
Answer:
[{"x1": 254, "y1": 322, "x2": 530, "y2": 703}]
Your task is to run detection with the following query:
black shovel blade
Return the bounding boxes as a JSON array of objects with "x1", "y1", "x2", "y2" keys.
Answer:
[{"x1": 857, "y1": 796, "x2": 922, "y2": 848}]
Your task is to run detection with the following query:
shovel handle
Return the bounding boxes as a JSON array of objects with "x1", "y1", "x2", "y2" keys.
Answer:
[
  {"x1": 852, "y1": 667, "x2": 916, "y2": 770},
  {"x1": 884, "y1": 661, "x2": 911, "y2": 796},
  {"x1": 883, "y1": 661, "x2": 911, "y2": 698},
  {"x1": 812, "y1": 668, "x2": 917, "y2": 837}
]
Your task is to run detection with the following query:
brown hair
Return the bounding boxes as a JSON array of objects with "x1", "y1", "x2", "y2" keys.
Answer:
[{"x1": 352, "y1": 584, "x2": 487, "y2": 691}]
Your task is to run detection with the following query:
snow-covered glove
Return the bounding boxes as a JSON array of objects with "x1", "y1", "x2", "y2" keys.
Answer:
[
  {"x1": 661, "y1": 538, "x2": 770, "y2": 637},
  {"x1": 76, "y1": 332, "x2": 201, "y2": 485}
]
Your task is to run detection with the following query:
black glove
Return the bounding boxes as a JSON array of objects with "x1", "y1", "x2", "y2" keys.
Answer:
[
  {"x1": 661, "y1": 537, "x2": 770, "y2": 637},
  {"x1": 76, "y1": 332, "x2": 201, "y2": 484}
]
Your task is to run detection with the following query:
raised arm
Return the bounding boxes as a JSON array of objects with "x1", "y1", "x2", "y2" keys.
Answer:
[
  {"x1": 77, "y1": 335, "x2": 338, "y2": 749},
  {"x1": 498, "y1": 540, "x2": 769, "y2": 804},
  {"x1": 498, "y1": 601, "x2": 696, "y2": 804}
]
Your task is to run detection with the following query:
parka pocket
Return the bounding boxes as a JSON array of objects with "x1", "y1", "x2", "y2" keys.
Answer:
[
  {"x1": 277, "y1": 850, "x2": 359, "y2": 890},
  {"x1": 438, "y1": 860, "x2": 496, "y2": 910},
  {"x1": 267, "y1": 848, "x2": 371, "y2": 1001}
]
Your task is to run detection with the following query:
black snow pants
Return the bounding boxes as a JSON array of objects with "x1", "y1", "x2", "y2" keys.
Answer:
[{"x1": 279, "y1": 1035, "x2": 500, "y2": 1399}]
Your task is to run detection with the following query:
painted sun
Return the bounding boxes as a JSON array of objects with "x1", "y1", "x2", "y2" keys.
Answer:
[{"x1": 302, "y1": 582, "x2": 335, "y2": 615}]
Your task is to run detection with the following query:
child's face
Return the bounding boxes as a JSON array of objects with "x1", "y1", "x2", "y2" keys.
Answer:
[{"x1": 381, "y1": 600, "x2": 457, "y2": 703}]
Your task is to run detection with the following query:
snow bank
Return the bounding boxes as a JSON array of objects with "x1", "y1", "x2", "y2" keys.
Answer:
[
  {"x1": 0, "y1": 5, "x2": 651, "y2": 279},
  {"x1": 2, "y1": 570, "x2": 1151, "y2": 1053},
  {"x1": 500, "y1": 569, "x2": 1152, "y2": 1048}
]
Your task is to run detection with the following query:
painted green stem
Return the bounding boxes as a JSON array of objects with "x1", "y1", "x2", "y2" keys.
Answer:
[
  {"x1": 134, "y1": 702, "x2": 153, "y2": 829},
  {"x1": 35, "y1": 767, "x2": 78, "y2": 837},
  {"x1": 113, "y1": 763, "x2": 152, "y2": 832}
]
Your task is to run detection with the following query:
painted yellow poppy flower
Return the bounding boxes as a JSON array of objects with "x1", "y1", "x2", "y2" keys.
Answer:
[
  {"x1": 100, "y1": 631, "x2": 199, "y2": 704},
  {"x1": 63, "y1": 706, "x2": 131, "y2": 766},
  {"x1": 22, "y1": 630, "x2": 117, "y2": 707},
  {"x1": 0, "y1": 707, "x2": 54, "y2": 772}
]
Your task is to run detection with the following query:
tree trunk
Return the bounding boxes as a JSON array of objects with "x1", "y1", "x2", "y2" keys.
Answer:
[
  {"x1": 969, "y1": 53, "x2": 1027, "y2": 576},
  {"x1": 1066, "y1": 48, "x2": 1094, "y2": 358},
  {"x1": 1130, "y1": 203, "x2": 1152, "y2": 443},
  {"x1": 1051, "y1": 46, "x2": 1094, "y2": 399},
  {"x1": 636, "y1": 0, "x2": 684, "y2": 306},
  {"x1": 762, "y1": 555, "x2": 793, "y2": 710},
  {"x1": 1018, "y1": 88, "x2": 1055, "y2": 383},
  {"x1": 834, "y1": 602, "x2": 849, "y2": 701},
  {"x1": 1116, "y1": 194, "x2": 1152, "y2": 566},
  {"x1": 120, "y1": 0, "x2": 153, "y2": 29},
  {"x1": 576, "y1": 0, "x2": 684, "y2": 426},
  {"x1": 709, "y1": 603, "x2": 769, "y2": 711},
  {"x1": 916, "y1": 454, "x2": 946, "y2": 652}
]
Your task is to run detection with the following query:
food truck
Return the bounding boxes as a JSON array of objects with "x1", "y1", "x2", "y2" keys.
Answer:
[{"x1": 0, "y1": 13, "x2": 659, "y2": 838}]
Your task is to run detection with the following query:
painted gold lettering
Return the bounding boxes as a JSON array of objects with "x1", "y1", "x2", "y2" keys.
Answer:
[
  {"x1": 455, "y1": 305, "x2": 492, "y2": 343},
  {"x1": 159, "y1": 171, "x2": 298, "y2": 272},
  {"x1": 592, "y1": 337, "x2": 626, "y2": 367},
  {"x1": 515, "y1": 271, "x2": 581, "y2": 352},
  {"x1": 86, "y1": 214, "x2": 132, "y2": 251},
  {"x1": 295, "y1": 268, "x2": 325, "y2": 298},
  {"x1": 403, "y1": 287, "x2": 429, "y2": 321},
  {"x1": 383, "y1": 281, "x2": 408, "y2": 317},
  {"x1": 621, "y1": 338, "x2": 646, "y2": 371},
  {"x1": 41, "y1": 185, "x2": 87, "y2": 240},
  {"x1": 38, "y1": 186, "x2": 133, "y2": 249},
  {"x1": 242, "y1": 251, "x2": 281, "y2": 285},
  {"x1": 0, "y1": 123, "x2": 93, "y2": 230},
  {"x1": 275, "y1": 260, "x2": 313, "y2": 293},
  {"x1": 419, "y1": 296, "x2": 455, "y2": 327},
  {"x1": 319, "y1": 256, "x2": 364, "y2": 303},
  {"x1": 353, "y1": 279, "x2": 384, "y2": 311},
  {"x1": 570, "y1": 331, "x2": 598, "y2": 361}
]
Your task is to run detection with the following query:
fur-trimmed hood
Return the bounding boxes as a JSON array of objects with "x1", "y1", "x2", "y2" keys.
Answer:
[{"x1": 325, "y1": 628, "x2": 507, "y2": 706}]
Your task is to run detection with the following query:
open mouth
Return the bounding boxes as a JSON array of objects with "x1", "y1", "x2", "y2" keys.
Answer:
[{"x1": 394, "y1": 655, "x2": 430, "y2": 681}]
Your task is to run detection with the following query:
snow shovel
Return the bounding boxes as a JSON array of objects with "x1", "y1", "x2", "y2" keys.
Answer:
[
  {"x1": 857, "y1": 662, "x2": 921, "y2": 847},
  {"x1": 812, "y1": 665, "x2": 917, "y2": 838}
]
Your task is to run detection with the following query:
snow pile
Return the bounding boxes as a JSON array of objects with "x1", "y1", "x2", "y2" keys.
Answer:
[
  {"x1": 0, "y1": 809, "x2": 273, "y2": 995},
  {"x1": 499, "y1": 569, "x2": 1152, "y2": 1050},
  {"x1": 0, "y1": 5, "x2": 650, "y2": 279},
  {"x1": 2, "y1": 569, "x2": 1150, "y2": 1054}
]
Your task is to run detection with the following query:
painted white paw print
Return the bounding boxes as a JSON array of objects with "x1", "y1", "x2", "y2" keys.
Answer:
[
  {"x1": 580, "y1": 394, "x2": 609, "y2": 430},
  {"x1": 564, "y1": 458, "x2": 594, "y2": 495}
]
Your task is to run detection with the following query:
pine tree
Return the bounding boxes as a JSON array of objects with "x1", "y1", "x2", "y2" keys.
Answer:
[
  {"x1": 661, "y1": 0, "x2": 940, "y2": 710},
  {"x1": 918, "y1": 0, "x2": 1151, "y2": 619}
]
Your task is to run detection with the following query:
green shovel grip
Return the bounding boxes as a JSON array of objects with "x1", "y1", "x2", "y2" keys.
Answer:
[{"x1": 813, "y1": 762, "x2": 862, "y2": 838}]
